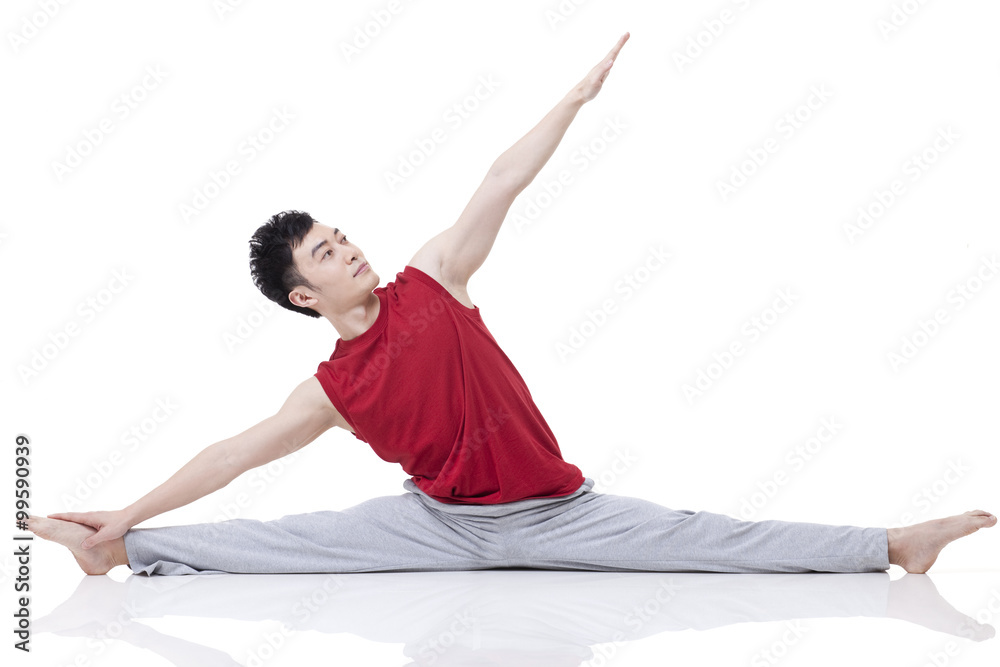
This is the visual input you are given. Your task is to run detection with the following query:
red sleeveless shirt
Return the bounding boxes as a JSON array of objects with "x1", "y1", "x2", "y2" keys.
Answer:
[{"x1": 314, "y1": 265, "x2": 584, "y2": 504}]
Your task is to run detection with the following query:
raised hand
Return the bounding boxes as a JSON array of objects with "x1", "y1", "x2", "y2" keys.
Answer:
[{"x1": 576, "y1": 32, "x2": 630, "y2": 103}]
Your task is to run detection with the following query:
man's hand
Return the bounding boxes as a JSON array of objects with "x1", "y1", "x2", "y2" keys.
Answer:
[
  {"x1": 45, "y1": 509, "x2": 134, "y2": 550},
  {"x1": 575, "y1": 32, "x2": 630, "y2": 103}
]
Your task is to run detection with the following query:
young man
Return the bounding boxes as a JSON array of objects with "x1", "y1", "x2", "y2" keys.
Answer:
[{"x1": 25, "y1": 33, "x2": 994, "y2": 575}]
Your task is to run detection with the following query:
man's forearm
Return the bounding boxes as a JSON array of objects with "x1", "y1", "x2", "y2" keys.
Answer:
[
  {"x1": 123, "y1": 440, "x2": 241, "y2": 526},
  {"x1": 491, "y1": 86, "x2": 586, "y2": 192}
]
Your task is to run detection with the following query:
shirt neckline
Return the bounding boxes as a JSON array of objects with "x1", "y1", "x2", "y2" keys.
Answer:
[{"x1": 332, "y1": 265, "x2": 479, "y2": 357}]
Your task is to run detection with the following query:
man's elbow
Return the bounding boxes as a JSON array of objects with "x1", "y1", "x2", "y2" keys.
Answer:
[{"x1": 487, "y1": 163, "x2": 530, "y2": 196}]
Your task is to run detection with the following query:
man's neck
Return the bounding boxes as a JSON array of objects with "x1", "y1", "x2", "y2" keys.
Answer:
[{"x1": 328, "y1": 292, "x2": 380, "y2": 341}]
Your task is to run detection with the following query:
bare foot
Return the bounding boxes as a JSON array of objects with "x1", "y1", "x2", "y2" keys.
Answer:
[
  {"x1": 888, "y1": 510, "x2": 996, "y2": 574},
  {"x1": 21, "y1": 515, "x2": 127, "y2": 575}
]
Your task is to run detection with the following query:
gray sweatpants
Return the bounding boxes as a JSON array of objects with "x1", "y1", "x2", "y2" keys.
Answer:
[{"x1": 123, "y1": 477, "x2": 890, "y2": 576}]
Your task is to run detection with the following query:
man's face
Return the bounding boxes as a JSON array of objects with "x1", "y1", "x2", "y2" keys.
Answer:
[{"x1": 290, "y1": 223, "x2": 378, "y2": 315}]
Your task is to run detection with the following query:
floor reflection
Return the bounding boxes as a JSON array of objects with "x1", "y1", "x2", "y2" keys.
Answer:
[{"x1": 37, "y1": 569, "x2": 994, "y2": 666}]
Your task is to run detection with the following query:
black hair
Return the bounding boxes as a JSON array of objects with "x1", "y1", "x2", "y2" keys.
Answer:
[{"x1": 248, "y1": 209, "x2": 322, "y2": 318}]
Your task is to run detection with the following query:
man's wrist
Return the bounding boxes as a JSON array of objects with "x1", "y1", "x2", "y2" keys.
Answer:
[
  {"x1": 563, "y1": 85, "x2": 587, "y2": 108},
  {"x1": 122, "y1": 503, "x2": 143, "y2": 526}
]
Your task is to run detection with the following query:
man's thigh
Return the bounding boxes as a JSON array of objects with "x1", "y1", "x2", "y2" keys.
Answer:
[
  {"x1": 323, "y1": 491, "x2": 508, "y2": 570},
  {"x1": 500, "y1": 491, "x2": 696, "y2": 570}
]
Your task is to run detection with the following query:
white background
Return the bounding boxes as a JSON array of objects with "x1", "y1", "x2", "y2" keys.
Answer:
[{"x1": 3, "y1": 0, "x2": 999, "y2": 665}]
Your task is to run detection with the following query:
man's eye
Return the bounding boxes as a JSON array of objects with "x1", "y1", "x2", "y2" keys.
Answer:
[
  {"x1": 341, "y1": 237, "x2": 348, "y2": 243},
  {"x1": 324, "y1": 249, "x2": 332, "y2": 258}
]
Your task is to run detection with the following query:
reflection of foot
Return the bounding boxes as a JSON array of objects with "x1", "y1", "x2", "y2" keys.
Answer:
[
  {"x1": 22, "y1": 515, "x2": 124, "y2": 575},
  {"x1": 886, "y1": 574, "x2": 995, "y2": 641},
  {"x1": 888, "y1": 510, "x2": 996, "y2": 574},
  {"x1": 35, "y1": 577, "x2": 130, "y2": 636}
]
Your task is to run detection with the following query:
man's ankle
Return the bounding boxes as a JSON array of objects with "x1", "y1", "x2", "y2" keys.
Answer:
[
  {"x1": 886, "y1": 527, "x2": 901, "y2": 566},
  {"x1": 112, "y1": 537, "x2": 129, "y2": 570}
]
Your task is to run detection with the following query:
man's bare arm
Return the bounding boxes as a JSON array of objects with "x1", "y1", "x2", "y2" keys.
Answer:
[
  {"x1": 409, "y1": 32, "x2": 630, "y2": 293},
  {"x1": 47, "y1": 376, "x2": 343, "y2": 549}
]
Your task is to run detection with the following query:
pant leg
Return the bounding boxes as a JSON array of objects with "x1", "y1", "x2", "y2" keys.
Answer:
[
  {"x1": 500, "y1": 483, "x2": 890, "y2": 574},
  {"x1": 124, "y1": 488, "x2": 507, "y2": 576}
]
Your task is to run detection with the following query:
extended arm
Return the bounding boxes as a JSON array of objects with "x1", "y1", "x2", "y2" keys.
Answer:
[
  {"x1": 409, "y1": 32, "x2": 630, "y2": 291},
  {"x1": 48, "y1": 376, "x2": 341, "y2": 549}
]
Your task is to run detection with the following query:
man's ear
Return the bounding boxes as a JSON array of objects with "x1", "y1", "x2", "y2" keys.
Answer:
[{"x1": 288, "y1": 286, "x2": 317, "y2": 309}]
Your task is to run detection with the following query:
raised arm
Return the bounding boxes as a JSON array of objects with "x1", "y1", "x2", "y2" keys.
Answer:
[
  {"x1": 47, "y1": 376, "x2": 343, "y2": 549},
  {"x1": 408, "y1": 32, "x2": 630, "y2": 293}
]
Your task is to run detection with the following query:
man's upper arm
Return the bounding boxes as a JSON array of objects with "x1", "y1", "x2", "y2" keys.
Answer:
[
  {"x1": 227, "y1": 376, "x2": 345, "y2": 473},
  {"x1": 408, "y1": 170, "x2": 521, "y2": 291}
]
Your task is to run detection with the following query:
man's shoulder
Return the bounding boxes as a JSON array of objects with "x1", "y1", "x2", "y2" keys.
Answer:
[{"x1": 400, "y1": 259, "x2": 476, "y2": 310}]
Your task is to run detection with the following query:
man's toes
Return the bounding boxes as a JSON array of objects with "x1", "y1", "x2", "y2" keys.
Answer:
[
  {"x1": 24, "y1": 516, "x2": 47, "y2": 537},
  {"x1": 966, "y1": 511, "x2": 997, "y2": 527}
]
